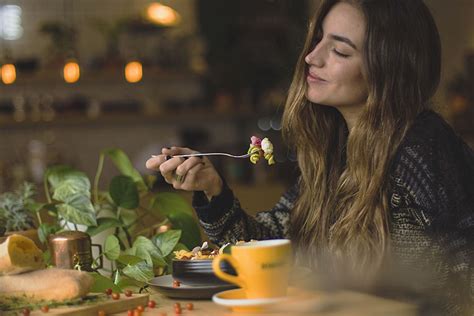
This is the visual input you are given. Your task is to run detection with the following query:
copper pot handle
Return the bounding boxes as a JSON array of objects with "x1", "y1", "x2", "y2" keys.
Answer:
[{"x1": 92, "y1": 243, "x2": 103, "y2": 269}]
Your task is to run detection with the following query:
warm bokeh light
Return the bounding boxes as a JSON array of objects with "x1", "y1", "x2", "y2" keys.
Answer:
[
  {"x1": 146, "y1": 3, "x2": 180, "y2": 26},
  {"x1": 125, "y1": 61, "x2": 143, "y2": 83},
  {"x1": 63, "y1": 61, "x2": 80, "y2": 83},
  {"x1": 1, "y1": 63, "x2": 17, "y2": 84}
]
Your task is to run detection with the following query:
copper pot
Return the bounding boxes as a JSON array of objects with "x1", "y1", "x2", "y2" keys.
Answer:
[{"x1": 49, "y1": 231, "x2": 102, "y2": 271}]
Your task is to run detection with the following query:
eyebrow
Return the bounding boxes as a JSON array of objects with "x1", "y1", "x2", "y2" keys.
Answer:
[{"x1": 329, "y1": 33, "x2": 357, "y2": 50}]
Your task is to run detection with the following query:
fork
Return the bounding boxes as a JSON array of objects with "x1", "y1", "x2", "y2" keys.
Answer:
[{"x1": 152, "y1": 152, "x2": 251, "y2": 159}]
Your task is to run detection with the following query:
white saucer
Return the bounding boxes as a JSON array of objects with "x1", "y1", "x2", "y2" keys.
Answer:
[{"x1": 212, "y1": 288, "x2": 289, "y2": 313}]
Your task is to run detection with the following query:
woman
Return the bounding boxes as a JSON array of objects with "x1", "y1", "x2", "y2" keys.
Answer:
[{"x1": 146, "y1": 0, "x2": 473, "y2": 313}]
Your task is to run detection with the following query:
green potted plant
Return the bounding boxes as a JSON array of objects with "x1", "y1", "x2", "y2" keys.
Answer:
[
  {"x1": 39, "y1": 148, "x2": 202, "y2": 292},
  {"x1": 0, "y1": 182, "x2": 44, "y2": 249}
]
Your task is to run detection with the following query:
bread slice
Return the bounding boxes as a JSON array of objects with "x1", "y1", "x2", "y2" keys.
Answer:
[
  {"x1": 0, "y1": 268, "x2": 94, "y2": 301},
  {"x1": 0, "y1": 234, "x2": 44, "y2": 275}
]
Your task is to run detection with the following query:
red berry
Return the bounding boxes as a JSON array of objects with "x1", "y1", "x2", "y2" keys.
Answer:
[
  {"x1": 136, "y1": 305, "x2": 145, "y2": 312},
  {"x1": 159, "y1": 313, "x2": 167, "y2": 316},
  {"x1": 186, "y1": 303, "x2": 194, "y2": 310},
  {"x1": 127, "y1": 310, "x2": 133, "y2": 316},
  {"x1": 174, "y1": 302, "x2": 181, "y2": 309},
  {"x1": 174, "y1": 307, "x2": 182, "y2": 314},
  {"x1": 172, "y1": 280, "x2": 181, "y2": 287},
  {"x1": 22, "y1": 308, "x2": 30, "y2": 316},
  {"x1": 98, "y1": 311, "x2": 106, "y2": 316},
  {"x1": 133, "y1": 309, "x2": 142, "y2": 316},
  {"x1": 147, "y1": 300, "x2": 156, "y2": 308},
  {"x1": 105, "y1": 288, "x2": 113, "y2": 295},
  {"x1": 124, "y1": 290, "x2": 133, "y2": 297},
  {"x1": 41, "y1": 305, "x2": 49, "y2": 313},
  {"x1": 111, "y1": 292, "x2": 120, "y2": 300}
]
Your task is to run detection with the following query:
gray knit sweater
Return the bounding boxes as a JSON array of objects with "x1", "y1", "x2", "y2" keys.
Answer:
[{"x1": 193, "y1": 111, "x2": 473, "y2": 314}]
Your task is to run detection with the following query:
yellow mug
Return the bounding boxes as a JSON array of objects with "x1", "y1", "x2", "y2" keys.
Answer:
[{"x1": 212, "y1": 239, "x2": 292, "y2": 298}]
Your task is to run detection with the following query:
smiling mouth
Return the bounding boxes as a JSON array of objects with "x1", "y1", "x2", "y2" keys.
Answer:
[{"x1": 307, "y1": 71, "x2": 327, "y2": 83}]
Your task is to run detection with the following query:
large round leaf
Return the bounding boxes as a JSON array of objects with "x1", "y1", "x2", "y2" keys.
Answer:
[
  {"x1": 56, "y1": 193, "x2": 97, "y2": 226},
  {"x1": 104, "y1": 235, "x2": 121, "y2": 261},
  {"x1": 122, "y1": 262, "x2": 154, "y2": 282},
  {"x1": 45, "y1": 166, "x2": 90, "y2": 191},
  {"x1": 109, "y1": 175, "x2": 139, "y2": 209},
  {"x1": 149, "y1": 192, "x2": 193, "y2": 216},
  {"x1": 153, "y1": 230, "x2": 181, "y2": 257},
  {"x1": 102, "y1": 148, "x2": 147, "y2": 192},
  {"x1": 167, "y1": 212, "x2": 202, "y2": 249}
]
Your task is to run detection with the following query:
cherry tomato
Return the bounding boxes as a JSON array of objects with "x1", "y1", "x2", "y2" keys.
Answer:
[
  {"x1": 124, "y1": 290, "x2": 133, "y2": 297},
  {"x1": 127, "y1": 310, "x2": 133, "y2": 316},
  {"x1": 174, "y1": 302, "x2": 181, "y2": 309},
  {"x1": 186, "y1": 303, "x2": 194, "y2": 310},
  {"x1": 159, "y1": 312, "x2": 168, "y2": 316},
  {"x1": 174, "y1": 307, "x2": 182, "y2": 314},
  {"x1": 133, "y1": 309, "x2": 142, "y2": 316},
  {"x1": 105, "y1": 288, "x2": 113, "y2": 296},
  {"x1": 111, "y1": 292, "x2": 120, "y2": 300},
  {"x1": 147, "y1": 300, "x2": 156, "y2": 308},
  {"x1": 172, "y1": 280, "x2": 181, "y2": 287},
  {"x1": 136, "y1": 305, "x2": 145, "y2": 312},
  {"x1": 41, "y1": 305, "x2": 49, "y2": 313},
  {"x1": 22, "y1": 308, "x2": 30, "y2": 316},
  {"x1": 97, "y1": 311, "x2": 106, "y2": 316}
]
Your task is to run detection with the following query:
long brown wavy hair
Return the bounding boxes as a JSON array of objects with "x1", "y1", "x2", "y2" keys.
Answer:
[{"x1": 282, "y1": 0, "x2": 441, "y2": 281}]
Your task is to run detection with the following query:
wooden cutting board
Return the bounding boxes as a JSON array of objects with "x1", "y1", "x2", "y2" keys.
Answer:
[{"x1": 28, "y1": 293, "x2": 149, "y2": 316}]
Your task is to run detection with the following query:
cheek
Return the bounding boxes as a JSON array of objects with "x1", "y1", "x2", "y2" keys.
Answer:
[{"x1": 335, "y1": 64, "x2": 367, "y2": 97}]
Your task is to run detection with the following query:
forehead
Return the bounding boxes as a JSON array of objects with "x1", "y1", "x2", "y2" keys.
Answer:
[{"x1": 323, "y1": 2, "x2": 366, "y2": 46}]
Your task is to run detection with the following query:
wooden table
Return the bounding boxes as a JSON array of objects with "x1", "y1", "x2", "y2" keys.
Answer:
[{"x1": 114, "y1": 288, "x2": 417, "y2": 316}]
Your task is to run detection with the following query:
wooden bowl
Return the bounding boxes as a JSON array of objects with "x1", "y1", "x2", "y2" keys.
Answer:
[{"x1": 172, "y1": 259, "x2": 236, "y2": 286}]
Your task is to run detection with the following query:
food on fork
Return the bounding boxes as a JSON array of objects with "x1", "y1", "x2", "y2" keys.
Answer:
[{"x1": 247, "y1": 136, "x2": 275, "y2": 165}]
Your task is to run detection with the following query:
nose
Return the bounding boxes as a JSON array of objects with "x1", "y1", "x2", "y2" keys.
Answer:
[{"x1": 305, "y1": 42, "x2": 325, "y2": 68}]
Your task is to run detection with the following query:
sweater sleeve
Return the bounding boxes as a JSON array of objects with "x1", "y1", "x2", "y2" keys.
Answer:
[
  {"x1": 390, "y1": 114, "x2": 474, "y2": 313},
  {"x1": 192, "y1": 181, "x2": 298, "y2": 246}
]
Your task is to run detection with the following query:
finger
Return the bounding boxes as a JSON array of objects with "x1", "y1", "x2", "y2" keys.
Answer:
[
  {"x1": 159, "y1": 157, "x2": 185, "y2": 182},
  {"x1": 145, "y1": 154, "x2": 167, "y2": 170},
  {"x1": 180, "y1": 161, "x2": 206, "y2": 191},
  {"x1": 175, "y1": 156, "x2": 205, "y2": 177},
  {"x1": 161, "y1": 146, "x2": 195, "y2": 156}
]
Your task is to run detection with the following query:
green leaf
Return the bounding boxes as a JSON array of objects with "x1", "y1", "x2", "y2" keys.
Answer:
[
  {"x1": 173, "y1": 242, "x2": 190, "y2": 252},
  {"x1": 101, "y1": 148, "x2": 147, "y2": 192},
  {"x1": 114, "y1": 270, "x2": 122, "y2": 285},
  {"x1": 26, "y1": 202, "x2": 45, "y2": 214},
  {"x1": 88, "y1": 272, "x2": 122, "y2": 293},
  {"x1": 149, "y1": 192, "x2": 193, "y2": 216},
  {"x1": 53, "y1": 179, "x2": 91, "y2": 199},
  {"x1": 122, "y1": 262, "x2": 154, "y2": 282},
  {"x1": 104, "y1": 235, "x2": 121, "y2": 260},
  {"x1": 153, "y1": 230, "x2": 182, "y2": 257},
  {"x1": 167, "y1": 212, "x2": 202, "y2": 249},
  {"x1": 119, "y1": 208, "x2": 137, "y2": 226},
  {"x1": 148, "y1": 192, "x2": 200, "y2": 249},
  {"x1": 132, "y1": 236, "x2": 165, "y2": 266},
  {"x1": 117, "y1": 276, "x2": 145, "y2": 289},
  {"x1": 38, "y1": 223, "x2": 60, "y2": 244},
  {"x1": 117, "y1": 254, "x2": 144, "y2": 266},
  {"x1": 55, "y1": 193, "x2": 97, "y2": 226},
  {"x1": 109, "y1": 175, "x2": 139, "y2": 209},
  {"x1": 45, "y1": 166, "x2": 90, "y2": 191},
  {"x1": 86, "y1": 217, "x2": 122, "y2": 237}
]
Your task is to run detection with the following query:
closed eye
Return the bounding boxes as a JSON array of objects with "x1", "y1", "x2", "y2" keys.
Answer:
[{"x1": 333, "y1": 49, "x2": 350, "y2": 58}]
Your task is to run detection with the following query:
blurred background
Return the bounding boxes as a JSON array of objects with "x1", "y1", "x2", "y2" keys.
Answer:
[{"x1": 0, "y1": 0, "x2": 473, "y2": 212}]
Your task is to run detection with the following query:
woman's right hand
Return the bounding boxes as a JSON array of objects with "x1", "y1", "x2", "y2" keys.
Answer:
[{"x1": 145, "y1": 146, "x2": 223, "y2": 199}]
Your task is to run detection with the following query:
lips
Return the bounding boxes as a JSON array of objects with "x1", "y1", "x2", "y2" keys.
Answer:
[{"x1": 307, "y1": 70, "x2": 327, "y2": 83}]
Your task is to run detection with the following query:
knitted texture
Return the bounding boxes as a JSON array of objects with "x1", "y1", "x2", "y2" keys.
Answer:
[{"x1": 192, "y1": 111, "x2": 473, "y2": 314}]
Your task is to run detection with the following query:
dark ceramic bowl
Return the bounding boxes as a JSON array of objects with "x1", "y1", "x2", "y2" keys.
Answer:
[{"x1": 172, "y1": 259, "x2": 237, "y2": 286}]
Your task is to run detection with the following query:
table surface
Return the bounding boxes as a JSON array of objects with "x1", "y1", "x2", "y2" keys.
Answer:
[{"x1": 112, "y1": 288, "x2": 417, "y2": 316}]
